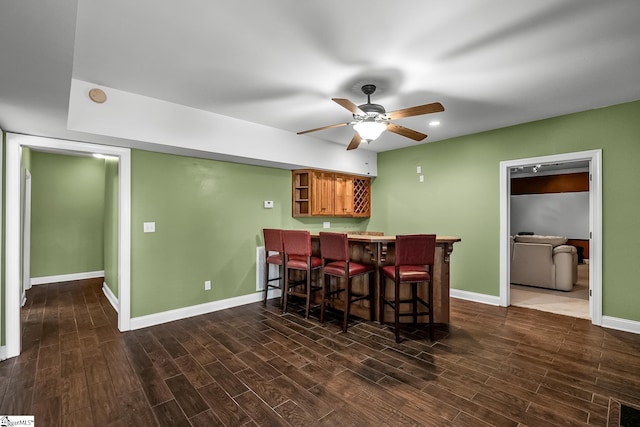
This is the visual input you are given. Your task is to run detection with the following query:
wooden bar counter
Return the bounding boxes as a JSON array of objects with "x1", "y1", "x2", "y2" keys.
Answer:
[{"x1": 309, "y1": 233, "x2": 461, "y2": 324}]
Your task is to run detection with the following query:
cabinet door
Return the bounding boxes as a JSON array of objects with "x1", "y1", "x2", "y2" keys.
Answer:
[
  {"x1": 334, "y1": 174, "x2": 354, "y2": 216},
  {"x1": 311, "y1": 171, "x2": 335, "y2": 216}
]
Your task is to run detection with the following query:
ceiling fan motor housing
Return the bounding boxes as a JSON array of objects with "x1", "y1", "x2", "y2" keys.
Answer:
[{"x1": 356, "y1": 103, "x2": 386, "y2": 118}]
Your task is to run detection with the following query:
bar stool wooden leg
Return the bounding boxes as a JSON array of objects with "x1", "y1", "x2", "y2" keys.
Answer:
[
  {"x1": 368, "y1": 271, "x2": 375, "y2": 322},
  {"x1": 379, "y1": 276, "x2": 386, "y2": 326},
  {"x1": 304, "y1": 266, "x2": 312, "y2": 319},
  {"x1": 394, "y1": 279, "x2": 401, "y2": 343},
  {"x1": 411, "y1": 282, "x2": 418, "y2": 325},
  {"x1": 283, "y1": 270, "x2": 289, "y2": 313},
  {"x1": 263, "y1": 261, "x2": 269, "y2": 306},
  {"x1": 428, "y1": 279, "x2": 434, "y2": 341},
  {"x1": 320, "y1": 273, "x2": 324, "y2": 323},
  {"x1": 343, "y1": 272, "x2": 350, "y2": 333}
]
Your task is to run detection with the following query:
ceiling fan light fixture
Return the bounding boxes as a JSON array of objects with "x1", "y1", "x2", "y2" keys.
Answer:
[{"x1": 353, "y1": 120, "x2": 387, "y2": 142}]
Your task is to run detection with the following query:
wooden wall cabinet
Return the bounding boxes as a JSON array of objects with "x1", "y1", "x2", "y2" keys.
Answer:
[
  {"x1": 311, "y1": 170, "x2": 335, "y2": 216},
  {"x1": 292, "y1": 170, "x2": 370, "y2": 218}
]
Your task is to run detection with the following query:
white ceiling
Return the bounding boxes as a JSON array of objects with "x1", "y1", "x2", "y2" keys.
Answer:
[{"x1": 1, "y1": 0, "x2": 640, "y2": 155}]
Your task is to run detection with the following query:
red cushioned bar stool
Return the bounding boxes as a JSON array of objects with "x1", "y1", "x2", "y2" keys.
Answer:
[
  {"x1": 380, "y1": 234, "x2": 436, "y2": 343},
  {"x1": 262, "y1": 228, "x2": 284, "y2": 308},
  {"x1": 282, "y1": 230, "x2": 323, "y2": 319},
  {"x1": 319, "y1": 232, "x2": 375, "y2": 332}
]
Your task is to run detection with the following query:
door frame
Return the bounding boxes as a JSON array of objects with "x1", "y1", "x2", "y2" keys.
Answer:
[
  {"x1": 22, "y1": 169, "x2": 32, "y2": 305},
  {"x1": 499, "y1": 149, "x2": 602, "y2": 325},
  {"x1": 5, "y1": 133, "x2": 132, "y2": 358}
]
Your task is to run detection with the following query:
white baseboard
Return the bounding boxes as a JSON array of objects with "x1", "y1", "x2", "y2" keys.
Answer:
[
  {"x1": 102, "y1": 281, "x2": 119, "y2": 313},
  {"x1": 31, "y1": 270, "x2": 104, "y2": 285},
  {"x1": 0, "y1": 345, "x2": 6, "y2": 361},
  {"x1": 450, "y1": 289, "x2": 501, "y2": 306},
  {"x1": 130, "y1": 289, "x2": 282, "y2": 331},
  {"x1": 601, "y1": 315, "x2": 640, "y2": 335}
]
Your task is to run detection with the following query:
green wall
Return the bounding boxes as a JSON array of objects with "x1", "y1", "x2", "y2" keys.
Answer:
[
  {"x1": 369, "y1": 99, "x2": 640, "y2": 322},
  {"x1": 103, "y1": 158, "x2": 119, "y2": 296},
  {"x1": 129, "y1": 150, "x2": 370, "y2": 317},
  {"x1": 30, "y1": 152, "x2": 106, "y2": 277},
  {"x1": 130, "y1": 150, "x2": 290, "y2": 317}
]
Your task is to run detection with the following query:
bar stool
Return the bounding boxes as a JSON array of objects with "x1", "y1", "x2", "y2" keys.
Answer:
[
  {"x1": 380, "y1": 234, "x2": 436, "y2": 343},
  {"x1": 282, "y1": 230, "x2": 323, "y2": 319},
  {"x1": 262, "y1": 228, "x2": 284, "y2": 307},
  {"x1": 319, "y1": 232, "x2": 375, "y2": 332}
]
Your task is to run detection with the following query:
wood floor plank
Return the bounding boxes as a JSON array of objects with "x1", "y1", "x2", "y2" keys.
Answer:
[
  {"x1": 117, "y1": 388, "x2": 159, "y2": 426},
  {"x1": 32, "y1": 396, "x2": 61, "y2": 427},
  {"x1": 60, "y1": 374, "x2": 90, "y2": 416},
  {"x1": 2, "y1": 278, "x2": 639, "y2": 427},
  {"x1": 190, "y1": 409, "x2": 225, "y2": 427},
  {"x1": 234, "y1": 390, "x2": 288, "y2": 426},
  {"x1": 197, "y1": 381, "x2": 251, "y2": 426},
  {"x1": 138, "y1": 366, "x2": 174, "y2": 406},
  {"x1": 234, "y1": 368, "x2": 289, "y2": 407},
  {"x1": 62, "y1": 406, "x2": 94, "y2": 427},
  {"x1": 152, "y1": 399, "x2": 190, "y2": 426},
  {"x1": 33, "y1": 365, "x2": 60, "y2": 401},
  {"x1": 174, "y1": 354, "x2": 213, "y2": 388},
  {"x1": 274, "y1": 399, "x2": 316, "y2": 426},
  {"x1": 86, "y1": 380, "x2": 121, "y2": 425},
  {"x1": 164, "y1": 373, "x2": 209, "y2": 418},
  {"x1": 270, "y1": 374, "x2": 333, "y2": 419},
  {"x1": 203, "y1": 361, "x2": 248, "y2": 397}
]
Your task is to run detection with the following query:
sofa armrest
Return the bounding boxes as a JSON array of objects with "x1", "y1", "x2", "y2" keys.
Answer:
[{"x1": 553, "y1": 245, "x2": 578, "y2": 291}]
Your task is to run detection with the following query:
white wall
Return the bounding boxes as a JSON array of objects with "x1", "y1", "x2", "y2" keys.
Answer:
[
  {"x1": 68, "y1": 79, "x2": 377, "y2": 176},
  {"x1": 510, "y1": 192, "x2": 589, "y2": 239}
]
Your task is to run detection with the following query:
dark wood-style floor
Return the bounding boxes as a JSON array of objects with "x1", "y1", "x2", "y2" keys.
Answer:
[{"x1": 1, "y1": 278, "x2": 639, "y2": 426}]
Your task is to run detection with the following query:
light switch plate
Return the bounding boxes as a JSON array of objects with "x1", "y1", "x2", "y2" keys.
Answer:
[
  {"x1": 263, "y1": 200, "x2": 274, "y2": 209},
  {"x1": 143, "y1": 222, "x2": 155, "y2": 233},
  {"x1": 419, "y1": 175, "x2": 425, "y2": 183},
  {"x1": 417, "y1": 166, "x2": 422, "y2": 173},
  {"x1": 323, "y1": 221, "x2": 330, "y2": 229}
]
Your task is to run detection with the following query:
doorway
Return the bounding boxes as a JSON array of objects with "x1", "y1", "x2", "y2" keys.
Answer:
[
  {"x1": 4, "y1": 133, "x2": 132, "y2": 359},
  {"x1": 499, "y1": 150, "x2": 602, "y2": 325}
]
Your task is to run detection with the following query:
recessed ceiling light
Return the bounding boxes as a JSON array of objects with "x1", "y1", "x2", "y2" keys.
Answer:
[
  {"x1": 93, "y1": 153, "x2": 117, "y2": 160},
  {"x1": 429, "y1": 121, "x2": 440, "y2": 126}
]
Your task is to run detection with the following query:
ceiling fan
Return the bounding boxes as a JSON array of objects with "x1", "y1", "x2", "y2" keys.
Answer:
[{"x1": 297, "y1": 84, "x2": 444, "y2": 150}]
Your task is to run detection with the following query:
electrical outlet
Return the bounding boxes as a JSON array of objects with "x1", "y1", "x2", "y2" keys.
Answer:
[
  {"x1": 323, "y1": 221, "x2": 330, "y2": 229},
  {"x1": 204, "y1": 280, "x2": 211, "y2": 290}
]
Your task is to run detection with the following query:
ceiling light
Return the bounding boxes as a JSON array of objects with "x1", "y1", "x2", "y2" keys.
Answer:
[
  {"x1": 429, "y1": 121, "x2": 440, "y2": 126},
  {"x1": 93, "y1": 153, "x2": 117, "y2": 160},
  {"x1": 353, "y1": 119, "x2": 387, "y2": 142}
]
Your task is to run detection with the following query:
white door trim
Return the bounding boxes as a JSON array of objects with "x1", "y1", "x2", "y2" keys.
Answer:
[
  {"x1": 499, "y1": 149, "x2": 602, "y2": 325},
  {"x1": 22, "y1": 169, "x2": 32, "y2": 304},
  {"x1": 5, "y1": 133, "x2": 131, "y2": 358}
]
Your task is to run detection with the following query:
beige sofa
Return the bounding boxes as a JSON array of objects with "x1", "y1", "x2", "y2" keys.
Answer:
[{"x1": 510, "y1": 235, "x2": 578, "y2": 291}]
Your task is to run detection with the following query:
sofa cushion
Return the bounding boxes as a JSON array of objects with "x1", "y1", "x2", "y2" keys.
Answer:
[{"x1": 514, "y1": 235, "x2": 567, "y2": 246}]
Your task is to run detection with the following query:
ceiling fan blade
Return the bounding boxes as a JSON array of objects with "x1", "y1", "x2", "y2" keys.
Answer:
[
  {"x1": 346, "y1": 132, "x2": 363, "y2": 151},
  {"x1": 387, "y1": 102, "x2": 444, "y2": 120},
  {"x1": 332, "y1": 98, "x2": 365, "y2": 116},
  {"x1": 297, "y1": 122, "x2": 351, "y2": 135},
  {"x1": 386, "y1": 123, "x2": 428, "y2": 141}
]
